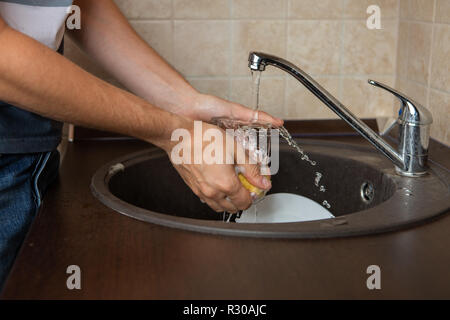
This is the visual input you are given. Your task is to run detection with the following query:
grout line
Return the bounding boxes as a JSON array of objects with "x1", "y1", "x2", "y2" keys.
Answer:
[
  {"x1": 404, "y1": 17, "x2": 411, "y2": 102},
  {"x1": 397, "y1": 75, "x2": 450, "y2": 95},
  {"x1": 184, "y1": 73, "x2": 400, "y2": 80},
  {"x1": 392, "y1": 0, "x2": 401, "y2": 113},
  {"x1": 127, "y1": 17, "x2": 402, "y2": 22},
  {"x1": 396, "y1": 75, "x2": 421, "y2": 82},
  {"x1": 283, "y1": 0, "x2": 289, "y2": 116},
  {"x1": 398, "y1": 18, "x2": 450, "y2": 25},
  {"x1": 228, "y1": 0, "x2": 233, "y2": 100},
  {"x1": 128, "y1": 16, "x2": 448, "y2": 25},
  {"x1": 337, "y1": 0, "x2": 346, "y2": 102},
  {"x1": 428, "y1": 85, "x2": 450, "y2": 96},
  {"x1": 425, "y1": 0, "x2": 438, "y2": 110},
  {"x1": 170, "y1": 0, "x2": 175, "y2": 67},
  {"x1": 429, "y1": 86, "x2": 450, "y2": 97}
]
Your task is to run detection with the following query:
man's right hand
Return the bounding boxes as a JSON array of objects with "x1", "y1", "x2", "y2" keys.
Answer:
[{"x1": 164, "y1": 121, "x2": 272, "y2": 213}]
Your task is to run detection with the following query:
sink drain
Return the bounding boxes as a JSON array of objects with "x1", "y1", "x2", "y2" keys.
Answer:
[{"x1": 360, "y1": 181, "x2": 375, "y2": 204}]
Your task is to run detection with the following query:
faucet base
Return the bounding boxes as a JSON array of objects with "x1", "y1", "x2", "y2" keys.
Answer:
[{"x1": 395, "y1": 166, "x2": 428, "y2": 177}]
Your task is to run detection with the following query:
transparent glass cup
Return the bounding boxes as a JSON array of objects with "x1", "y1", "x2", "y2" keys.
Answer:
[{"x1": 211, "y1": 117, "x2": 274, "y2": 205}]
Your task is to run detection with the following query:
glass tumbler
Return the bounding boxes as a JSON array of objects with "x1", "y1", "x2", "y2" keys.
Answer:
[{"x1": 211, "y1": 117, "x2": 274, "y2": 204}]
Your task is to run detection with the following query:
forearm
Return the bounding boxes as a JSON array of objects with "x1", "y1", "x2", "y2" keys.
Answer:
[
  {"x1": 0, "y1": 21, "x2": 189, "y2": 150},
  {"x1": 69, "y1": 0, "x2": 198, "y2": 116}
]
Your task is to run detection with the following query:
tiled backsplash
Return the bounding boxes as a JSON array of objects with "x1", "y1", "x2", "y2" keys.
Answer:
[
  {"x1": 396, "y1": 0, "x2": 449, "y2": 145},
  {"x1": 64, "y1": 0, "x2": 449, "y2": 145}
]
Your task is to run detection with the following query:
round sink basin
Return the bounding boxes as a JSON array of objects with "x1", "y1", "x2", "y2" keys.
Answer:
[{"x1": 91, "y1": 139, "x2": 450, "y2": 238}]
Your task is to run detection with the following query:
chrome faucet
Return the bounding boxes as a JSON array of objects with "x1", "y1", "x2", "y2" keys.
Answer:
[{"x1": 249, "y1": 52, "x2": 433, "y2": 177}]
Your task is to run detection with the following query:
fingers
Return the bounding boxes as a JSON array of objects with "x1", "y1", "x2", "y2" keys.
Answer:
[
  {"x1": 230, "y1": 103, "x2": 283, "y2": 127},
  {"x1": 233, "y1": 140, "x2": 271, "y2": 191},
  {"x1": 180, "y1": 167, "x2": 257, "y2": 213},
  {"x1": 237, "y1": 163, "x2": 272, "y2": 191},
  {"x1": 201, "y1": 195, "x2": 240, "y2": 213},
  {"x1": 217, "y1": 197, "x2": 238, "y2": 213},
  {"x1": 214, "y1": 173, "x2": 252, "y2": 211},
  {"x1": 256, "y1": 110, "x2": 284, "y2": 127},
  {"x1": 197, "y1": 181, "x2": 239, "y2": 213},
  {"x1": 198, "y1": 172, "x2": 253, "y2": 212},
  {"x1": 226, "y1": 183, "x2": 253, "y2": 211},
  {"x1": 203, "y1": 198, "x2": 223, "y2": 213}
]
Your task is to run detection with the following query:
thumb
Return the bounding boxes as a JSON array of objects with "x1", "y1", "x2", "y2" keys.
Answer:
[{"x1": 236, "y1": 163, "x2": 272, "y2": 191}]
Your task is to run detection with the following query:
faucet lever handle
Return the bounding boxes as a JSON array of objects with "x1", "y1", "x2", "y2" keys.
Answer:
[{"x1": 368, "y1": 79, "x2": 432, "y2": 125}]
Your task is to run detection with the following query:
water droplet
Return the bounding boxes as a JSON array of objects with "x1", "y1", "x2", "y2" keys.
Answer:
[
  {"x1": 322, "y1": 200, "x2": 331, "y2": 209},
  {"x1": 279, "y1": 126, "x2": 317, "y2": 167},
  {"x1": 315, "y1": 172, "x2": 322, "y2": 187}
]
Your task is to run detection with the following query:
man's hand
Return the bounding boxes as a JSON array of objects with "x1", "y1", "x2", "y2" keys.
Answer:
[
  {"x1": 183, "y1": 93, "x2": 284, "y2": 127},
  {"x1": 164, "y1": 121, "x2": 271, "y2": 213}
]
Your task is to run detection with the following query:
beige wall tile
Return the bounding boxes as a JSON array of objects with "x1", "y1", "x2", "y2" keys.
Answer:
[
  {"x1": 230, "y1": 77, "x2": 285, "y2": 118},
  {"x1": 174, "y1": 21, "x2": 230, "y2": 76},
  {"x1": 396, "y1": 78, "x2": 428, "y2": 107},
  {"x1": 407, "y1": 22, "x2": 432, "y2": 84},
  {"x1": 114, "y1": 0, "x2": 172, "y2": 19},
  {"x1": 258, "y1": 78, "x2": 286, "y2": 119},
  {"x1": 103, "y1": 0, "x2": 445, "y2": 126},
  {"x1": 130, "y1": 21, "x2": 173, "y2": 63},
  {"x1": 396, "y1": 22, "x2": 409, "y2": 78},
  {"x1": 399, "y1": 0, "x2": 408, "y2": 19},
  {"x1": 174, "y1": 0, "x2": 230, "y2": 19},
  {"x1": 288, "y1": 0, "x2": 344, "y2": 19},
  {"x1": 397, "y1": 2, "x2": 449, "y2": 143},
  {"x1": 436, "y1": 0, "x2": 450, "y2": 23},
  {"x1": 285, "y1": 77, "x2": 340, "y2": 119},
  {"x1": 232, "y1": 20, "x2": 286, "y2": 76},
  {"x1": 343, "y1": 0, "x2": 399, "y2": 19},
  {"x1": 341, "y1": 76, "x2": 396, "y2": 117},
  {"x1": 64, "y1": 38, "x2": 110, "y2": 80},
  {"x1": 287, "y1": 21, "x2": 342, "y2": 75},
  {"x1": 429, "y1": 89, "x2": 450, "y2": 145},
  {"x1": 430, "y1": 24, "x2": 450, "y2": 92},
  {"x1": 188, "y1": 78, "x2": 230, "y2": 100},
  {"x1": 232, "y1": 0, "x2": 286, "y2": 19},
  {"x1": 402, "y1": 0, "x2": 436, "y2": 22},
  {"x1": 342, "y1": 21, "x2": 397, "y2": 75}
]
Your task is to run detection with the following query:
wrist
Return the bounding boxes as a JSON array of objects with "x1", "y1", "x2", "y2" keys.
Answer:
[
  {"x1": 177, "y1": 92, "x2": 210, "y2": 120},
  {"x1": 151, "y1": 113, "x2": 194, "y2": 154}
]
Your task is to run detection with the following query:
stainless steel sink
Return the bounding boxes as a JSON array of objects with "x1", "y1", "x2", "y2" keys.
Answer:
[{"x1": 91, "y1": 139, "x2": 450, "y2": 238}]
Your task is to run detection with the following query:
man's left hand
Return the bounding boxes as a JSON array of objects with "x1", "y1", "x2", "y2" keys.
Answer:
[{"x1": 183, "y1": 94, "x2": 284, "y2": 127}]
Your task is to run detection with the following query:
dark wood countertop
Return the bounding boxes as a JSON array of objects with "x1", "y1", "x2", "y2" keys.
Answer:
[{"x1": 2, "y1": 120, "x2": 450, "y2": 299}]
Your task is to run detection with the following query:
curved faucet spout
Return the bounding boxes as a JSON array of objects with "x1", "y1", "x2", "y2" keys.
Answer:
[{"x1": 248, "y1": 52, "x2": 432, "y2": 177}]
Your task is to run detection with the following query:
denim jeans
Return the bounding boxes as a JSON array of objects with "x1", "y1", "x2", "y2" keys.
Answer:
[{"x1": 0, "y1": 150, "x2": 59, "y2": 289}]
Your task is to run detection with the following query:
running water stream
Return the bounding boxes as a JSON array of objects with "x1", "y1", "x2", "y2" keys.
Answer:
[
  {"x1": 251, "y1": 70, "x2": 261, "y2": 117},
  {"x1": 251, "y1": 71, "x2": 318, "y2": 168},
  {"x1": 223, "y1": 71, "x2": 332, "y2": 222},
  {"x1": 250, "y1": 71, "x2": 331, "y2": 210}
]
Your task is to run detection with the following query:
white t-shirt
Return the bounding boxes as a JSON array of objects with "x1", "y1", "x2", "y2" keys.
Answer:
[{"x1": 0, "y1": 0, "x2": 73, "y2": 50}]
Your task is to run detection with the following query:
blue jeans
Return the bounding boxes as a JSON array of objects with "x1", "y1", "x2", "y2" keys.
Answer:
[{"x1": 0, "y1": 150, "x2": 59, "y2": 289}]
